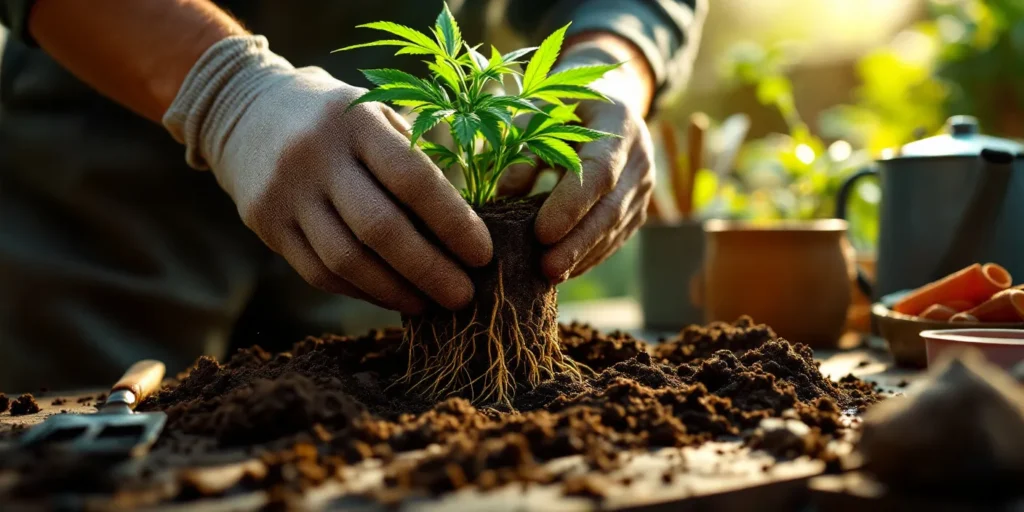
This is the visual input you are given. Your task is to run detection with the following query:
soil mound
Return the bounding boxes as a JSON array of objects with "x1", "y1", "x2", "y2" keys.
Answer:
[{"x1": 3, "y1": 318, "x2": 881, "y2": 506}]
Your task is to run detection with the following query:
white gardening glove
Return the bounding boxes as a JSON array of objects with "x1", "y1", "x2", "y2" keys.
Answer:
[{"x1": 164, "y1": 36, "x2": 492, "y2": 314}]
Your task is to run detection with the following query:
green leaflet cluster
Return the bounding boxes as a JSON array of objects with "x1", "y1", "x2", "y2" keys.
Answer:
[{"x1": 335, "y1": 3, "x2": 621, "y2": 206}]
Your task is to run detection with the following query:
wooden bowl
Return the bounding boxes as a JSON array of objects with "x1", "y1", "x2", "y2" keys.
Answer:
[{"x1": 872, "y1": 292, "x2": 1024, "y2": 368}]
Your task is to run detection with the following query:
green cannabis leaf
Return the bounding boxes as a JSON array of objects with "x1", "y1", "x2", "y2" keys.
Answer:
[{"x1": 335, "y1": 2, "x2": 623, "y2": 207}]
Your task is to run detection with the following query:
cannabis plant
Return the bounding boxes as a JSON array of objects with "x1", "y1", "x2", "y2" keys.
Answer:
[{"x1": 335, "y1": 3, "x2": 620, "y2": 207}]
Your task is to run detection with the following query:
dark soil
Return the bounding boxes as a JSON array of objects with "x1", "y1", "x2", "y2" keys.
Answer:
[
  {"x1": 0, "y1": 393, "x2": 8, "y2": 414},
  {"x1": 9, "y1": 394, "x2": 40, "y2": 416},
  {"x1": 401, "y1": 195, "x2": 571, "y2": 407},
  {"x1": 1, "y1": 317, "x2": 882, "y2": 507}
]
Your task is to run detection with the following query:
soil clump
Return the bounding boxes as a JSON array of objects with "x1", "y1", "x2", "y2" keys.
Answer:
[
  {"x1": 9, "y1": 394, "x2": 40, "y2": 416},
  {"x1": 401, "y1": 195, "x2": 581, "y2": 408}
]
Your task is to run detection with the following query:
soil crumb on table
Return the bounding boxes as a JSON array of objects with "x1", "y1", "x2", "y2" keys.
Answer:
[
  {"x1": 9, "y1": 394, "x2": 40, "y2": 416},
  {"x1": 0, "y1": 393, "x2": 8, "y2": 414},
  {"x1": 2, "y1": 317, "x2": 881, "y2": 507}
]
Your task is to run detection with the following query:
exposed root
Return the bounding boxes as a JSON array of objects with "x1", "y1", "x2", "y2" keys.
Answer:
[{"x1": 398, "y1": 265, "x2": 583, "y2": 409}]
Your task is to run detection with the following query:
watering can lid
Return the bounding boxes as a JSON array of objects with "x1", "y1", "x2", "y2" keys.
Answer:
[{"x1": 895, "y1": 116, "x2": 1024, "y2": 159}]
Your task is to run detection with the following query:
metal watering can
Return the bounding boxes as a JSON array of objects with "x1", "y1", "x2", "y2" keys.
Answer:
[{"x1": 836, "y1": 115, "x2": 1024, "y2": 300}]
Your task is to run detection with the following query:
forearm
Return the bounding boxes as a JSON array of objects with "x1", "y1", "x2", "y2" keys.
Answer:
[
  {"x1": 28, "y1": 0, "x2": 247, "y2": 122},
  {"x1": 507, "y1": 0, "x2": 706, "y2": 112}
]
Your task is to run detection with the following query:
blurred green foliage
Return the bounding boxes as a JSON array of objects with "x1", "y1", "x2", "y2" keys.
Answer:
[
  {"x1": 824, "y1": 0, "x2": 1024, "y2": 149},
  {"x1": 699, "y1": 41, "x2": 880, "y2": 250},
  {"x1": 561, "y1": 0, "x2": 1024, "y2": 302},
  {"x1": 557, "y1": 238, "x2": 638, "y2": 304}
]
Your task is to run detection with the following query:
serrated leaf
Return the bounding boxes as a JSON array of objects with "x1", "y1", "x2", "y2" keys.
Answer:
[
  {"x1": 393, "y1": 100, "x2": 430, "y2": 108},
  {"x1": 395, "y1": 46, "x2": 435, "y2": 56},
  {"x1": 528, "y1": 84, "x2": 609, "y2": 103},
  {"x1": 410, "y1": 108, "x2": 455, "y2": 145},
  {"x1": 534, "y1": 125, "x2": 613, "y2": 142},
  {"x1": 347, "y1": 87, "x2": 438, "y2": 111},
  {"x1": 356, "y1": 21, "x2": 443, "y2": 56},
  {"x1": 451, "y1": 112, "x2": 481, "y2": 147},
  {"x1": 489, "y1": 46, "x2": 504, "y2": 68},
  {"x1": 546, "y1": 103, "x2": 580, "y2": 122},
  {"x1": 479, "y1": 95, "x2": 544, "y2": 115},
  {"x1": 420, "y1": 141, "x2": 461, "y2": 168},
  {"x1": 540, "y1": 63, "x2": 621, "y2": 88},
  {"x1": 527, "y1": 137, "x2": 582, "y2": 176},
  {"x1": 502, "y1": 47, "x2": 538, "y2": 64},
  {"x1": 428, "y1": 57, "x2": 462, "y2": 93},
  {"x1": 360, "y1": 68, "x2": 424, "y2": 88},
  {"x1": 333, "y1": 40, "x2": 424, "y2": 54},
  {"x1": 476, "y1": 109, "x2": 506, "y2": 151},
  {"x1": 523, "y1": 103, "x2": 577, "y2": 137},
  {"x1": 522, "y1": 24, "x2": 569, "y2": 94},
  {"x1": 464, "y1": 42, "x2": 489, "y2": 71},
  {"x1": 481, "y1": 106, "x2": 513, "y2": 126},
  {"x1": 434, "y1": 2, "x2": 462, "y2": 57},
  {"x1": 476, "y1": 68, "x2": 504, "y2": 85},
  {"x1": 525, "y1": 110, "x2": 555, "y2": 137}
]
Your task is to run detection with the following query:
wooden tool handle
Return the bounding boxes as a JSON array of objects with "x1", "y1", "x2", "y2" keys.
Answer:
[
  {"x1": 112, "y1": 359, "x2": 166, "y2": 403},
  {"x1": 681, "y1": 113, "x2": 709, "y2": 217}
]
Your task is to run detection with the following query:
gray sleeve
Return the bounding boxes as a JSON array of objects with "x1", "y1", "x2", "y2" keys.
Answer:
[
  {"x1": 506, "y1": 0, "x2": 706, "y2": 102},
  {"x1": 0, "y1": 0, "x2": 37, "y2": 46}
]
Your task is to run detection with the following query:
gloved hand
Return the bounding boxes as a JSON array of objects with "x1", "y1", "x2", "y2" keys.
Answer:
[
  {"x1": 499, "y1": 39, "x2": 655, "y2": 283},
  {"x1": 164, "y1": 36, "x2": 492, "y2": 314}
]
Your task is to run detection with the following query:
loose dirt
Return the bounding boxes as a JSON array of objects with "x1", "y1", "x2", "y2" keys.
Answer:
[{"x1": 2, "y1": 317, "x2": 881, "y2": 507}]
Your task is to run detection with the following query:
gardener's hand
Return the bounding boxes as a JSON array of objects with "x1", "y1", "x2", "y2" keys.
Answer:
[
  {"x1": 164, "y1": 36, "x2": 492, "y2": 314},
  {"x1": 499, "y1": 34, "x2": 656, "y2": 282}
]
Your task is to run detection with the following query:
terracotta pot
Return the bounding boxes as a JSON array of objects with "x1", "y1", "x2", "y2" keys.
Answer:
[{"x1": 703, "y1": 219, "x2": 854, "y2": 347}]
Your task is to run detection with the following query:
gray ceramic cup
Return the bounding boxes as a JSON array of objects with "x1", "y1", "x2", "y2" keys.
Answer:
[{"x1": 639, "y1": 220, "x2": 705, "y2": 332}]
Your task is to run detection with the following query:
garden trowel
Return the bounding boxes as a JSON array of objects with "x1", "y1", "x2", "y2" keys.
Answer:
[{"x1": 19, "y1": 359, "x2": 167, "y2": 457}]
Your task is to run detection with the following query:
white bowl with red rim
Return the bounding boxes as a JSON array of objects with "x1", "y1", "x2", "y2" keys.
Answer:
[{"x1": 920, "y1": 329, "x2": 1024, "y2": 369}]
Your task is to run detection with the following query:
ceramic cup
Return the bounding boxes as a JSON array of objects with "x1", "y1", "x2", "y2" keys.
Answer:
[
  {"x1": 703, "y1": 219, "x2": 855, "y2": 347},
  {"x1": 921, "y1": 329, "x2": 1024, "y2": 370},
  {"x1": 639, "y1": 220, "x2": 705, "y2": 332}
]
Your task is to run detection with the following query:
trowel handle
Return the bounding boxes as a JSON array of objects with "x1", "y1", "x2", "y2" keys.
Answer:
[{"x1": 112, "y1": 360, "x2": 166, "y2": 404}]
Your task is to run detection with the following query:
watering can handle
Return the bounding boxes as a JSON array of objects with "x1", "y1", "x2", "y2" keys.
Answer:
[{"x1": 835, "y1": 167, "x2": 880, "y2": 298}]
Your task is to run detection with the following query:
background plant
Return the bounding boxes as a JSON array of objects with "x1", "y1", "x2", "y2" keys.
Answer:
[
  {"x1": 824, "y1": 0, "x2": 1024, "y2": 149},
  {"x1": 688, "y1": 42, "x2": 879, "y2": 251},
  {"x1": 337, "y1": 3, "x2": 620, "y2": 208}
]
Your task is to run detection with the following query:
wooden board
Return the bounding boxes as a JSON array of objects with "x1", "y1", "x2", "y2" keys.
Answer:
[
  {"x1": 0, "y1": 388, "x2": 106, "y2": 439},
  {"x1": 138, "y1": 442, "x2": 823, "y2": 512},
  {"x1": 3, "y1": 344, "x2": 914, "y2": 511},
  {"x1": 2, "y1": 396, "x2": 825, "y2": 512}
]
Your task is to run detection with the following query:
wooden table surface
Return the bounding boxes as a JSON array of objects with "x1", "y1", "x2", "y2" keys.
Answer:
[{"x1": 0, "y1": 298, "x2": 924, "y2": 510}]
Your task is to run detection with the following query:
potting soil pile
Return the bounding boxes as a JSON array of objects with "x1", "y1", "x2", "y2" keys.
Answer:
[{"x1": 1, "y1": 317, "x2": 881, "y2": 507}]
